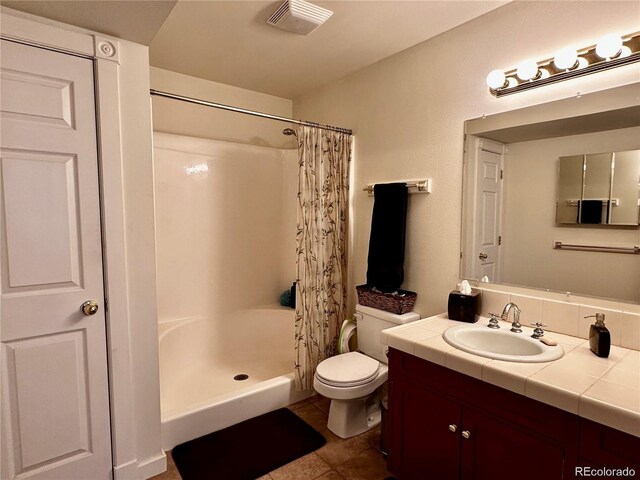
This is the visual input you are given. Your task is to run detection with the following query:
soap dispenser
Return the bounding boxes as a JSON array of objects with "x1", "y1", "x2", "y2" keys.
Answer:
[{"x1": 585, "y1": 313, "x2": 610, "y2": 358}]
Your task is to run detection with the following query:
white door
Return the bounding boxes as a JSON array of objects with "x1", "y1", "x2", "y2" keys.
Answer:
[
  {"x1": 0, "y1": 40, "x2": 112, "y2": 480},
  {"x1": 473, "y1": 140, "x2": 504, "y2": 282}
]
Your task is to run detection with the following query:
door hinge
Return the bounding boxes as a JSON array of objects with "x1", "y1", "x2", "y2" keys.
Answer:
[
  {"x1": 500, "y1": 170, "x2": 503, "y2": 179},
  {"x1": 498, "y1": 236, "x2": 502, "y2": 246},
  {"x1": 460, "y1": 251, "x2": 463, "y2": 259},
  {"x1": 104, "y1": 298, "x2": 109, "y2": 313}
]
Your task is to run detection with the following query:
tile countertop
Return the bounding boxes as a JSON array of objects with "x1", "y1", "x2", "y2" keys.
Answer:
[{"x1": 382, "y1": 313, "x2": 640, "y2": 438}]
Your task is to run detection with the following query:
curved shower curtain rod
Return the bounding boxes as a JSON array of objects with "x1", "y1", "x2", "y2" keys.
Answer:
[{"x1": 150, "y1": 89, "x2": 353, "y2": 135}]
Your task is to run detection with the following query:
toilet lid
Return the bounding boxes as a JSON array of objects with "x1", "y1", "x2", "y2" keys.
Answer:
[{"x1": 315, "y1": 352, "x2": 380, "y2": 387}]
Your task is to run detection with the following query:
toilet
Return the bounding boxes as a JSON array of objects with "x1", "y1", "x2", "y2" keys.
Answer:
[{"x1": 313, "y1": 304, "x2": 420, "y2": 438}]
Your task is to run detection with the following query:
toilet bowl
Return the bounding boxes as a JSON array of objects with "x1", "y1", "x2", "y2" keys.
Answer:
[{"x1": 313, "y1": 304, "x2": 419, "y2": 438}]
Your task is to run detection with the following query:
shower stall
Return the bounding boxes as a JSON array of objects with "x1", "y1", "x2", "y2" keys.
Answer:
[
  {"x1": 151, "y1": 88, "x2": 352, "y2": 450},
  {"x1": 153, "y1": 132, "x2": 306, "y2": 449}
]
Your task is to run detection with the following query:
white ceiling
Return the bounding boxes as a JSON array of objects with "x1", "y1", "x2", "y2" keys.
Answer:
[
  {"x1": 2, "y1": 0, "x2": 509, "y2": 100},
  {"x1": 1, "y1": 0, "x2": 177, "y2": 45},
  {"x1": 149, "y1": 1, "x2": 509, "y2": 99}
]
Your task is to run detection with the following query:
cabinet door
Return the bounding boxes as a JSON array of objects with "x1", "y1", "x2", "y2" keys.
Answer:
[
  {"x1": 461, "y1": 407, "x2": 565, "y2": 480},
  {"x1": 389, "y1": 375, "x2": 461, "y2": 480}
]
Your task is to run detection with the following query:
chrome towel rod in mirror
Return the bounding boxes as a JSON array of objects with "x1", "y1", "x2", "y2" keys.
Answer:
[
  {"x1": 554, "y1": 241, "x2": 640, "y2": 254},
  {"x1": 363, "y1": 179, "x2": 432, "y2": 195}
]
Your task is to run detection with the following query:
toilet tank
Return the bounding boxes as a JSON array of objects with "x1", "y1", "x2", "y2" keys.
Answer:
[{"x1": 355, "y1": 304, "x2": 420, "y2": 363}]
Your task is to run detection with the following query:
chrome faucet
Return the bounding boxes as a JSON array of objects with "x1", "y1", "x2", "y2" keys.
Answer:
[{"x1": 501, "y1": 302, "x2": 522, "y2": 333}]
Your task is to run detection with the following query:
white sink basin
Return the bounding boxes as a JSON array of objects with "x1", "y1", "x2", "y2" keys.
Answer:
[{"x1": 442, "y1": 323, "x2": 564, "y2": 363}]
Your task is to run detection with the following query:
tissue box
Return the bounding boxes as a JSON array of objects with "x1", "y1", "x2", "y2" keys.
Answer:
[{"x1": 448, "y1": 289, "x2": 480, "y2": 323}]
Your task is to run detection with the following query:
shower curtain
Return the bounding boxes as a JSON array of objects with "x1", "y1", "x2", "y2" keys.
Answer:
[{"x1": 294, "y1": 125, "x2": 352, "y2": 390}]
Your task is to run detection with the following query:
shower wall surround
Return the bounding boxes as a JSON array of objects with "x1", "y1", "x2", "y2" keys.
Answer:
[
  {"x1": 151, "y1": 67, "x2": 298, "y2": 324},
  {"x1": 153, "y1": 132, "x2": 297, "y2": 324}
]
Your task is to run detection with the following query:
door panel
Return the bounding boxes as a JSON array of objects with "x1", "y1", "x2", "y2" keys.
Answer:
[
  {"x1": 4, "y1": 332, "x2": 90, "y2": 471},
  {"x1": 389, "y1": 375, "x2": 461, "y2": 480},
  {"x1": 474, "y1": 146, "x2": 502, "y2": 281},
  {"x1": 2, "y1": 150, "x2": 82, "y2": 289},
  {"x1": 461, "y1": 407, "x2": 565, "y2": 480},
  {"x1": 1, "y1": 40, "x2": 112, "y2": 480},
  {"x1": 0, "y1": 68, "x2": 74, "y2": 128}
]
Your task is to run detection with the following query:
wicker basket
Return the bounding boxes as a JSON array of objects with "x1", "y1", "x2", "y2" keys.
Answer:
[{"x1": 356, "y1": 285, "x2": 417, "y2": 315}]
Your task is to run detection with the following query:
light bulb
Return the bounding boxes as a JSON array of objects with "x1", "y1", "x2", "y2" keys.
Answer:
[
  {"x1": 620, "y1": 46, "x2": 632, "y2": 58},
  {"x1": 486, "y1": 70, "x2": 507, "y2": 89},
  {"x1": 595, "y1": 33, "x2": 622, "y2": 59},
  {"x1": 554, "y1": 47, "x2": 578, "y2": 70},
  {"x1": 516, "y1": 60, "x2": 539, "y2": 81}
]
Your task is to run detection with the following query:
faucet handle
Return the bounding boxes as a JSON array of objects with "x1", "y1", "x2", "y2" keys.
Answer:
[
  {"x1": 530, "y1": 322, "x2": 547, "y2": 339},
  {"x1": 487, "y1": 313, "x2": 501, "y2": 329}
]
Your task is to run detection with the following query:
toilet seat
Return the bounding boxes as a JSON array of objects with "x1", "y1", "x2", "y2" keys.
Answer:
[{"x1": 315, "y1": 352, "x2": 380, "y2": 387}]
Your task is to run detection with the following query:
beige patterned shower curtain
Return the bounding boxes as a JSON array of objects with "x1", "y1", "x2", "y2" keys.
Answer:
[{"x1": 294, "y1": 125, "x2": 352, "y2": 390}]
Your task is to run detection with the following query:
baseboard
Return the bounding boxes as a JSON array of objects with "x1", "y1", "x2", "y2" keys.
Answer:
[
  {"x1": 137, "y1": 451, "x2": 167, "y2": 479},
  {"x1": 113, "y1": 459, "x2": 138, "y2": 480}
]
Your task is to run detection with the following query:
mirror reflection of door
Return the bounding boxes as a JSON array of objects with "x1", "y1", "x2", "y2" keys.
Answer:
[{"x1": 473, "y1": 139, "x2": 504, "y2": 282}]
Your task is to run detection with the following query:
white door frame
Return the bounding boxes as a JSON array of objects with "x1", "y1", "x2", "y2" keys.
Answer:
[{"x1": 1, "y1": 11, "x2": 140, "y2": 480}]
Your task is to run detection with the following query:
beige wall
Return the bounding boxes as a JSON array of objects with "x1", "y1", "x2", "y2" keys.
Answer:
[
  {"x1": 501, "y1": 127, "x2": 640, "y2": 302},
  {"x1": 293, "y1": 1, "x2": 640, "y2": 317},
  {"x1": 150, "y1": 67, "x2": 295, "y2": 148}
]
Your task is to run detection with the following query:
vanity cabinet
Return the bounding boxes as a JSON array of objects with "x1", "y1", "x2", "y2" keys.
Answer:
[
  {"x1": 578, "y1": 419, "x2": 640, "y2": 473},
  {"x1": 387, "y1": 348, "x2": 576, "y2": 480}
]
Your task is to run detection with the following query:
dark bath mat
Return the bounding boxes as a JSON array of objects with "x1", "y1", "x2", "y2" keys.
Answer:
[{"x1": 172, "y1": 408, "x2": 326, "y2": 480}]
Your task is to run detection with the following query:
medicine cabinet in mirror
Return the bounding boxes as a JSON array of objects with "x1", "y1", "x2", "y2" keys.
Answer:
[
  {"x1": 461, "y1": 83, "x2": 640, "y2": 304},
  {"x1": 556, "y1": 150, "x2": 640, "y2": 225}
]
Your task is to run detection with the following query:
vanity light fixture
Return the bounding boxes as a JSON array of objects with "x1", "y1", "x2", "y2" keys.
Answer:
[{"x1": 487, "y1": 31, "x2": 640, "y2": 97}]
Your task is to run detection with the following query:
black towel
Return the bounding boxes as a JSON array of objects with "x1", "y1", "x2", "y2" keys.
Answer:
[
  {"x1": 578, "y1": 200, "x2": 604, "y2": 224},
  {"x1": 366, "y1": 183, "x2": 408, "y2": 292}
]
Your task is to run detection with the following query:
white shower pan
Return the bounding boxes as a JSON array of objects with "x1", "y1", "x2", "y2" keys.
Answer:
[{"x1": 158, "y1": 307, "x2": 311, "y2": 450}]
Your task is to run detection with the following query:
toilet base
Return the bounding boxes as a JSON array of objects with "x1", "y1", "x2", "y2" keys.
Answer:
[{"x1": 327, "y1": 387, "x2": 382, "y2": 439}]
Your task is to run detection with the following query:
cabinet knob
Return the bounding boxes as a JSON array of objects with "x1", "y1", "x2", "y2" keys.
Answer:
[
  {"x1": 462, "y1": 430, "x2": 471, "y2": 439},
  {"x1": 448, "y1": 424, "x2": 457, "y2": 433}
]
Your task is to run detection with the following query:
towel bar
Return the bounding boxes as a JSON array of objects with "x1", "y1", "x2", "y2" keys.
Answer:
[
  {"x1": 553, "y1": 241, "x2": 640, "y2": 254},
  {"x1": 363, "y1": 179, "x2": 432, "y2": 194},
  {"x1": 564, "y1": 199, "x2": 619, "y2": 206}
]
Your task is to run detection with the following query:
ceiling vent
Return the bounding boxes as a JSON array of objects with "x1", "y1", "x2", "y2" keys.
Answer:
[{"x1": 267, "y1": 0, "x2": 333, "y2": 36}]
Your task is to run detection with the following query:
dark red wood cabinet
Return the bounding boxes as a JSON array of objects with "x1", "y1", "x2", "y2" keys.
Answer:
[{"x1": 387, "y1": 348, "x2": 640, "y2": 480}]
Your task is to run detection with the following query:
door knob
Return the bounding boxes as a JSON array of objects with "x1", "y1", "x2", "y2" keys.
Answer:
[
  {"x1": 81, "y1": 300, "x2": 99, "y2": 316},
  {"x1": 478, "y1": 253, "x2": 488, "y2": 260}
]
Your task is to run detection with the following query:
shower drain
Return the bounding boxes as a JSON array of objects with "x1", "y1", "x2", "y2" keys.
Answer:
[{"x1": 233, "y1": 374, "x2": 249, "y2": 381}]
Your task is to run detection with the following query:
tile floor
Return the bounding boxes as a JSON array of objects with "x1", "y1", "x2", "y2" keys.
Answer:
[{"x1": 151, "y1": 395, "x2": 392, "y2": 480}]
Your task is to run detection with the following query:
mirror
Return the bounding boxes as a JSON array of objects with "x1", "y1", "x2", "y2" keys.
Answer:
[
  {"x1": 556, "y1": 150, "x2": 640, "y2": 225},
  {"x1": 461, "y1": 83, "x2": 640, "y2": 304}
]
